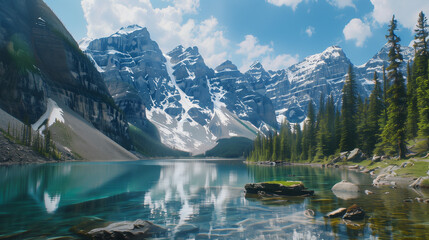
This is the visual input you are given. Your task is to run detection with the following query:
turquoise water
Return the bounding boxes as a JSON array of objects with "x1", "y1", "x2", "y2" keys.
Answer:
[{"x1": 0, "y1": 159, "x2": 428, "y2": 239}]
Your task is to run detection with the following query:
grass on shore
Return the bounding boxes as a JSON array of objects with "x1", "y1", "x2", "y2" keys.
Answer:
[{"x1": 263, "y1": 181, "x2": 303, "y2": 187}]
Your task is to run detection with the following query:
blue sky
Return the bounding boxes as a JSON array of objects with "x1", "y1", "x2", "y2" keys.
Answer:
[{"x1": 44, "y1": 0, "x2": 429, "y2": 71}]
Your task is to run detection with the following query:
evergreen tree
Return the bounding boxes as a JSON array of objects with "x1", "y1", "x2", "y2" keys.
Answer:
[
  {"x1": 406, "y1": 62, "x2": 419, "y2": 139},
  {"x1": 381, "y1": 15, "x2": 408, "y2": 158},
  {"x1": 272, "y1": 132, "x2": 279, "y2": 161},
  {"x1": 413, "y1": 11, "x2": 429, "y2": 137},
  {"x1": 292, "y1": 124, "x2": 302, "y2": 162},
  {"x1": 357, "y1": 98, "x2": 371, "y2": 154},
  {"x1": 340, "y1": 65, "x2": 357, "y2": 152},
  {"x1": 45, "y1": 125, "x2": 51, "y2": 156},
  {"x1": 316, "y1": 95, "x2": 336, "y2": 158},
  {"x1": 381, "y1": 64, "x2": 389, "y2": 128},
  {"x1": 301, "y1": 101, "x2": 316, "y2": 161},
  {"x1": 417, "y1": 75, "x2": 429, "y2": 137},
  {"x1": 334, "y1": 109, "x2": 341, "y2": 151},
  {"x1": 414, "y1": 11, "x2": 428, "y2": 58},
  {"x1": 368, "y1": 72, "x2": 384, "y2": 154}
]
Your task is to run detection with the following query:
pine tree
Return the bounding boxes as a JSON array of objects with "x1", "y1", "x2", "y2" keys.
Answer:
[
  {"x1": 406, "y1": 62, "x2": 419, "y2": 139},
  {"x1": 301, "y1": 101, "x2": 316, "y2": 161},
  {"x1": 414, "y1": 11, "x2": 428, "y2": 58},
  {"x1": 381, "y1": 15, "x2": 408, "y2": 158},
  {"x1": 340, "y1": 65, "x2": 357, "y2": 152},
  {"x1": 292, "y1": 124, "x2": 302, "y2": 162},
  {"x1": 413, "y1": 11, "x2": 429, "y2": 137},
  {"x1": 381, "y1": 65, "x2": 389, "y2": 128},
  {"x1": 357, "y1": 98, "x2": 371, "y2": 154},
  {"x1": 334, "y1": 109, "x2": 341, "y2": 151},
  {"x1": 417, "y1": 76, "x2": 429, "y2": 137},
  {"x1": 272, "y1": 132, "x2": 279, "y2": 161},
  {"x1": 368, "y1": 72, "x2": 384, "y2": 154}
]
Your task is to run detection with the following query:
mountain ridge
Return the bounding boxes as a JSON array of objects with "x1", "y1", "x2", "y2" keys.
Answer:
[{"x1": 82, "y1": 24, "x2": 414, "y2": 153}]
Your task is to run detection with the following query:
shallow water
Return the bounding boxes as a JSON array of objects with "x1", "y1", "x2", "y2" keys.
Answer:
[{"x1": 0, "y1": 159, "x2": 428, "y2": 239}]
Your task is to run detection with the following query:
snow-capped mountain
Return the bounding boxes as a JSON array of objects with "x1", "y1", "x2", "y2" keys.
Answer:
[
  {"x1": 257, "y1": 45, "x2": 414, "y2": 123},
  {"x1": 83, "y1": 25, "x2": 414, "y2": 153},
  {"x1": 356, "y1": 43, "x2": 414, "y2": 94},
  {"x1": 84, "y1": 26, "x2": 274, "y2": 154}
]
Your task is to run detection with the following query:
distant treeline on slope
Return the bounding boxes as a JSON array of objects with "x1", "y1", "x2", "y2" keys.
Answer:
[
  {"x1": 204, "y1": 137, "x2": 254, "y2": 158},
  {"x1": 248, "y1": 13, "x2": 429, "y2": 162}
]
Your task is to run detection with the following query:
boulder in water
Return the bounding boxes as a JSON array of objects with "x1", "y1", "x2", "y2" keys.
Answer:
[
  {"x1": 342, "y1": 204, "x2": 365, "y2": 221},
  {"x1": 332, "y1": 180, "x2": 359, "y2": 200},
  {"x1": 245, "y1": 181, "x2": 314, "y2": 197},
  {"x1": 87, "y1": 219, "x2": 167, "y2": 239},
  {"x1": 324, "y1": 208, "x2": 347, "y2": 218}
]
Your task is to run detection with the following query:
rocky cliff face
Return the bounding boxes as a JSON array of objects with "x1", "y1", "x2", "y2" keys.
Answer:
[
  {"x1": 0, "y1": 0, "x2": 129, "y2": 146},
  {"x1": 84, "y1": 27, "x2": 277, "y2": 153}
]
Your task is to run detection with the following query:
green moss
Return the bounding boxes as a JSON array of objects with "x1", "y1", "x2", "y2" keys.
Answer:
[
  {"x1": 395, "y1": 160, "x2": 429, "y2": 178},
  {"x1": 263, "y1": 181, "x2": 303, "y2": 187},
  {"x1": 421, "y1": 179, "x2": 429, "y2": 188}
]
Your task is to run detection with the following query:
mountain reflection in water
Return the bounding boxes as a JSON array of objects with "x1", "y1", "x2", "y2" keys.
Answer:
[{"x1": 0, "y1": 159, "x2": 428, "y2": 239}]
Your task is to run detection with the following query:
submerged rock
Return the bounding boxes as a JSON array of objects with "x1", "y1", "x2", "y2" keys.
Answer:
[
  {"x1": 364, "y1": 190, "x2": 374, "y2": 195},
  {"x1": 87, "y1": 219, "x2": 167, "y2": 240},
  {"x1": 332, "y1": 181, "x2": 359, "y2": 200},
  {"x1": 342, "y1": 204, "x2": 365, "y2": 221},
  {"x1": 244, "y1": 182, "x2": 314, "y2": 197},
  {"x1": 332, "y1": 181, "x2": 359, "y2": 192},
  {"x1": 175, "y1": 224, "x2": 199, "y2": 237},
  {"x1": 325, "y1": 208, "x2": 347, "y2": 218}
]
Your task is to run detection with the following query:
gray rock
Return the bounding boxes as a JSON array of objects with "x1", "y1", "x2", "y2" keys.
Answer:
[
  {"x1": 342, "y1": 204, "x2": 365, "y2": 221},
  {"x1": 88, "y1": 219, "x2": 167, "y2": 239},
  {"x1": 332, "y1": 180, "x2": 359, "y2": 192},
  {"x1": 349, "y1": 165, "x2": 359, "y2": 170},
  {"x1": 245, "y1": 182, "x2": 314, "y2": 196},
  {"x1": 372, "y1": 155, "x2": 381, "y2": 162},
  {"x1": 175, "y1": 224, "x2": 199, "y2": 237},
  {"x1": 332, "y1": 180, "x2": 359, "y2": 200},
  {"x1": 347, "y1": 148, "x2": 364, "y2": 162},
  {"x1": 325, "y1": 208, "x2": 347, "y2": 218},
  {"x1": 409, "y1": 177, "x2": 429, "y2": 188}
]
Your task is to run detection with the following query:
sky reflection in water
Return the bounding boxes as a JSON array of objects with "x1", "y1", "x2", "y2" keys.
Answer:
[{"x1": 0, "y1": 159, "x2": 428, "y2": 239}]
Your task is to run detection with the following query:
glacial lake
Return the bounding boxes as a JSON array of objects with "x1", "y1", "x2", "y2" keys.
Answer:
[{"x1": 0, "y1": 159, "x2": 428, "y2": 239}]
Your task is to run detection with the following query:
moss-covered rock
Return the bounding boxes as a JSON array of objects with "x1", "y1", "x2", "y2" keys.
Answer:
[{"x1": 244, "y1": 181, "x2": 314, "y2": 197}]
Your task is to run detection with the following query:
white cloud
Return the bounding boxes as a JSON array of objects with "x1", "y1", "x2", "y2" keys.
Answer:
[
  {"x1": 262, "y1": 54, "x2": 299, "y2": 71},
  {"x1": 236, "y1": 35, "x2": 298, "y2": 71},
  {"x1": 267, "y1": 0, "x2": 304, "y2": 11},
  {"x1": 305, "y1": 26, "x2": 315, "y2": 37},
  {"x1": 327, "y1": 0, "x2": 355, "y2": 9},
  {"x1": 343, "y1": 18, "x2": 372, "y2": 47},
  {"x1": 370, "y1": 0, "x2": 429, "y2": 29},
  {"x1": 236, "y1": 35, "x2": 273, "y2": 60},
  {"x1": 80, "y1": 0, "x2": 228, "y2": 67}
]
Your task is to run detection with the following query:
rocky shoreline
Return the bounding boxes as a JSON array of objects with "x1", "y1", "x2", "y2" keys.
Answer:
[
  {"x1": 246, "y1": 155, "x2": 429, "y2": 190},
  {"x1": 0, "y1": 131, "x2": 74, "y2": 165}
]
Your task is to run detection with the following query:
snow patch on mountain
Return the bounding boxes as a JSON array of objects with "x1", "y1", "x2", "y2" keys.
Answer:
[{"x1": 31, "y1": 98, "x2": 64, "y2": 134}]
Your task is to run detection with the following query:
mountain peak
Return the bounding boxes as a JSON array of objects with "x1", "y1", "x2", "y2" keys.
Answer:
[
  {"x1": 184, "y1": 46, "x2": 200, "y2": 56},
  {"x1": 250, "y1": 61, "x2": 264, "y2": 70},
  {"x1": 322, "y1": 45, "x2": 345, "y2": 56},
  {"x1": 215, "y1": 60, "x2": 238, "y2": 72},
  {"x1": 114, "y1": 24, "x2": 146, "y2": 36}
]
